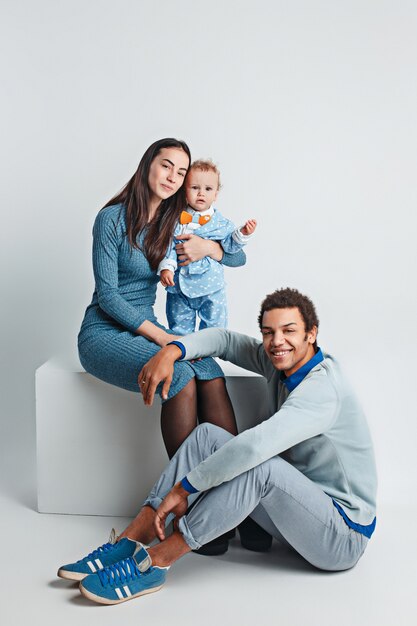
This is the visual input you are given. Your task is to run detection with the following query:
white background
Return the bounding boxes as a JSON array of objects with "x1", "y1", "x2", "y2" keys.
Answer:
[{"x1": 1, "y1": 0, "x2": 416, "y2": 509}]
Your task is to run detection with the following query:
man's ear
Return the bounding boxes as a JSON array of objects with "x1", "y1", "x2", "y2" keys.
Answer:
[{"x1": 307, "y1": 325, "x2": 318, "y2": 344}]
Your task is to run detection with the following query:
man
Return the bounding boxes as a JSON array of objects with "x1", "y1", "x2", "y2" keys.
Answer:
[{"x1": 58, "y1": 288, "x2": 377, "y2": 605}]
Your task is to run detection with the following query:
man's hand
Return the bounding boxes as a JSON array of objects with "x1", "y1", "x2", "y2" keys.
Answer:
[
  {"x1": 240, "y1": 218, "x2": 257, "y2": 236},
  {"x1": 138, "y1": 344, "x2": 182, "y2": 405},
  {"x1": 154, "y1": 482, "x2": 190, "y2": 541},
  {"x1": 160, "y1": 269, "x2": 175, "y2": 287}
]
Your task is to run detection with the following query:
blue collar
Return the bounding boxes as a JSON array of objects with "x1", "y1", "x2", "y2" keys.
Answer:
[{"x1": 281, "y1": 348, "x2": 324, "y2": 392}]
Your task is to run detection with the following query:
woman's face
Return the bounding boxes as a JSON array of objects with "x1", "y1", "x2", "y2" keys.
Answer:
[{"x1": 148, "y1": 147, "x2": 190, "y2": 204}]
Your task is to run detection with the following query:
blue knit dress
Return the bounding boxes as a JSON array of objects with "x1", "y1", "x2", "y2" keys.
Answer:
[{"x1": 78, "y1": 204, "x2": 245, "y2": 400}]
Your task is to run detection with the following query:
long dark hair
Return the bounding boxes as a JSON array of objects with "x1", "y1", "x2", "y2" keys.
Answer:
[{"x1": 103, "y1": 138, "x2": 191, "y2": 270}]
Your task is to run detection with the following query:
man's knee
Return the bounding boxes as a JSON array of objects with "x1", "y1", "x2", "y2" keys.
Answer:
[{"x1": 195, "y1": 422, "x2": 234, "y2": 447}]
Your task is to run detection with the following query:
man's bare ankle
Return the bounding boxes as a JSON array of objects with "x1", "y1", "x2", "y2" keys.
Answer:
[
  {"x1": 149, "y1": 551, "x2": 171, "y2": 568},
  {"x1": 148, "y1": 531, "x2": 190, "y2": 568},
  {"x1": 118, "y1": 506, "x2": 157, "y2": 544}
]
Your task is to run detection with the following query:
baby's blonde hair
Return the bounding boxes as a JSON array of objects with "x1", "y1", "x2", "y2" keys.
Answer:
[{"x1": 187, "y1": 159, "x2": 221, "y2": 189}]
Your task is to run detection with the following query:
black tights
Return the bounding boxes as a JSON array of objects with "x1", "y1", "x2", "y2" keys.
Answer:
[{"x1": 160, "y1": 377, "x2": 237, "y2": 459}]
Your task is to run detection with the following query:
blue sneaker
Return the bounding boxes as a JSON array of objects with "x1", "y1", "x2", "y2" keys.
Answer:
[
  {"x1": 57, "y1": 529, "x2": 139, "y2": 581},
  {"x1": 79, "y1": 544, "x2": 168, "y2": 605}
]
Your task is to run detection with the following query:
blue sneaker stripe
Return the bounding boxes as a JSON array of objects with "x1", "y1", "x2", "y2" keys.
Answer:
[
  {"x1": 115, "y1": 588, "x2": 123, "y2": 600},
  {"x1": 123, "y1": 585, "x2": 132, "y2": 597}
]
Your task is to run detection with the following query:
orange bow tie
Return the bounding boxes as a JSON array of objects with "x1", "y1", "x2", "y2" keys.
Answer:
[{"x1": 180, "y1": 210, "x2": 211, "y2": 226}]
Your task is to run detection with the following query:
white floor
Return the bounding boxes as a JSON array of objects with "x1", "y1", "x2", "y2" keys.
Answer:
[{"x1": 1, "y1": 486, "x2": 416, "y2": 626}]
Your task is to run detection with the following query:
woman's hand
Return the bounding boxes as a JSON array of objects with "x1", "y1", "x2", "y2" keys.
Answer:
[
  {"x1": 175, "y1": 234, "x2": 223, "y2": 265},
  {"x1": 138, "y1": 344, "x2": 182, "y2": 404},
  {"x1": 154, "y1": 482, "x2": 190, "y2": 541}
]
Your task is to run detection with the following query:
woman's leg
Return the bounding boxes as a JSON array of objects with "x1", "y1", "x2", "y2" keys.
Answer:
[
  {"x1": 196, "y1": 378, "x2": 238, "y2": 435},
  {"x1": 161, "y1": 376, "x2": 237, "y2": 459},
  {"x1": 79, "y1": 328, "x2": 235, "y2": 455},
  {"x1": 160, "y1": 378, "x2": 198, "y2": 458}
]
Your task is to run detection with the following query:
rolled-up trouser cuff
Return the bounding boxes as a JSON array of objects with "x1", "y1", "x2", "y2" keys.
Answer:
[{"x1": 177, "y1": 516, "x2": 201, "y2": 550}]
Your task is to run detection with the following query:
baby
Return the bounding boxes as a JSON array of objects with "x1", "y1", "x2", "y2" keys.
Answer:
[{"x1": 158, "y1": 159, "x2": 256, "y2": 334}]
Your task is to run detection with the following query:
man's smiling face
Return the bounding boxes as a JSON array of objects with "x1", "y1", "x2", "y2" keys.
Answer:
[{"x1": 261, "y1": 307, "x2": 317, "y2": 377}]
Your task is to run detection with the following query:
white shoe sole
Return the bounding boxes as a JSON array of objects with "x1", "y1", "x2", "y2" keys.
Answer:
[
  {"x1": 79, "y1": 583, "x2": 163, "y2": 605},
  {"x1": 57, "y1": 568, "x2": 88, "y2": 582}
]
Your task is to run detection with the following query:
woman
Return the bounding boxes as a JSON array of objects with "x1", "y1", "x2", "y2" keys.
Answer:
[{"x1": 78, "y1": 138, "x2": 243, "y2": 458}]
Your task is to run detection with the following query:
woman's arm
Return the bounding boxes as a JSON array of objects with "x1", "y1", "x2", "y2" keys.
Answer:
[
  {"x1": 175, "y1": 234, "x2": 246, "y2": 267},
  {"x1": 136, "y1": 320, "x2": 180, "y2": 347},
  {"x1": 222, "y1": 248, "x2": 246, "y2": 267},
  {"x1": 93, "y1": 208, "x2": 174, "y2": 345}
]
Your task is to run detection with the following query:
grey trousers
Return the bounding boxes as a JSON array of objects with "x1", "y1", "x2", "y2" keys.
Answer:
[{"x1": 144, "y1": 423, "x2": 368, "y2": 571}]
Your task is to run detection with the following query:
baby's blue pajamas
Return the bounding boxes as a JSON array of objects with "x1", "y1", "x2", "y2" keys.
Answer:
[
  {"x1": 162, "y1": 208, "x2": 247, "y2": 335},
  {"x1": 166, "y1": 289, "x2": 228, "y2": 335}
]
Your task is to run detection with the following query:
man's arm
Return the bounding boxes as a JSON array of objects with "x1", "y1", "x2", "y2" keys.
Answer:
[
  {"x1": 179, "y1": 328, "x2": 271, "y2": 376},
  {"x1": 138, "y1": 329, "x2": 271, "y2": 405}
]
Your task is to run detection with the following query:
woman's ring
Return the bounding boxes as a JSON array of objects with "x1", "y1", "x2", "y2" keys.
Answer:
[{"x1": 142, "y1": 379, "x2": 146, "y2": 384}]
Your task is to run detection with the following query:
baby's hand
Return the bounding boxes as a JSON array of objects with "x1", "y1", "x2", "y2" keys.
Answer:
[
  {"x1": 240, "y1": 219, "x2": 257, "y2": 236},
  {"x1": 160, "y1": 269, "x2": 175, "y2": 287}
]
